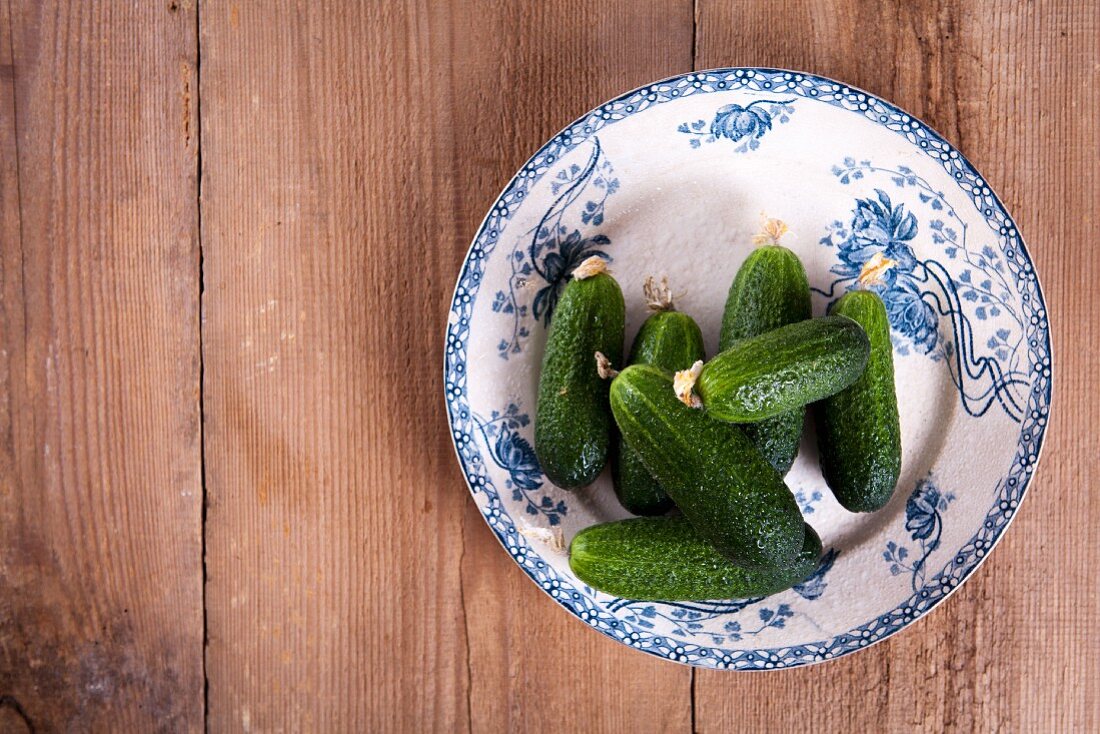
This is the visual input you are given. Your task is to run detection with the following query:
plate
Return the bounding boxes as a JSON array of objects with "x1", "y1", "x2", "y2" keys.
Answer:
[{"x1": 443, "y1": 69, "x2": 1051, "y2": 669}]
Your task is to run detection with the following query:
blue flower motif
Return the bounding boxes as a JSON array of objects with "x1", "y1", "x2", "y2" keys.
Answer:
[
  {"x1": 882, "y1": 476, "x2": 956, "y2": 591},
  {"x1": 828, "y1": 189, "x2": 940, "y2": 354},
  {"x1": 792, "y1": 548, "x2": 839, "y2": 600},
  {"x1": 531, "y1": 231, "x2": 610, "y2": 325},
  {"x1": 495, "y1": 425, "x2": 542, "y2": 490},
  {"x1": 794, "y1": 489, "x2": 822, "y2": 515},
  {"x1": 678, "y1": 100, "x2": 794, "y2": 152},
  {"x1": 833, "y1": 190, "x2": 918, "y2": 281},
  {"x1": 711, "y1": 102, "x2": 774, "y2": 142},
  {"x1": 905, "y1": 480, "x2": 946, "y2": 541},
  {"x1": 878, "y1": 277, "x2": 939, "y2": 354}
]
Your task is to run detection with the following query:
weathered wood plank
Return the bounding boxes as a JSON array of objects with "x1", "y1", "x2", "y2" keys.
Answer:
[
  {"x1": 0, "y1": 1, "x2": 203, "y2": 730},
  {"x1": 200, "y1": 1, "x2": 471, "y2": 730},
  {"x1": 201, "y1": 0, "x2": 694, "y2": 730}
]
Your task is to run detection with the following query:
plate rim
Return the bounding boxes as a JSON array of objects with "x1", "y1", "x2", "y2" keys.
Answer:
[{"x1": 442, "y1": 66, "x2": 1053, "y2": 670}]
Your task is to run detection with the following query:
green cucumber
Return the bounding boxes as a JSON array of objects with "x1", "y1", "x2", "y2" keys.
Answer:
[
  {"x1": 816, "y1": 290, "x2": 902, "y2": 512},
  {"x1": 610, "y1": 364, "x2": 804, "y2": 569},
  {"x1": 612, "y1": 279, "x2": 706, "y2": 515},
  {"x1": 720, "y1": 245, "x2": 812, "y2": 473},
  {"x1": 697, "y1": 316, "x2": 870, "y2": 423},
  {"x1": 535, "y1": 257, "x2": 625, "y2": 489},
  {"x1": 570, "y1": 516, "x2": 822, "y2": 601}
]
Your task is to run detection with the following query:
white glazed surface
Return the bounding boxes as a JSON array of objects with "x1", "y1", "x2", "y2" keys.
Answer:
[{"x1": 444, "y1": 69, "x2": 1051, "y2": 669}]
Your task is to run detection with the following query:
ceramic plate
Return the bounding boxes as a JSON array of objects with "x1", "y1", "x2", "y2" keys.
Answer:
[{"x1": 443, "y1": 69, "x2": 1051, "y2": 669}]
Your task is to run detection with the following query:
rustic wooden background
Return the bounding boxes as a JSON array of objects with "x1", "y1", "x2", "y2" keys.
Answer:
[{"x1": 1, "y1": 1, "x2": 1097, "y2": 731}]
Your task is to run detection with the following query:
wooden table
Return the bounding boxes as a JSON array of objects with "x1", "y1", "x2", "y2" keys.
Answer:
[{"x1": 1, "y1": 2, "x2": 1097, "y2": 731}]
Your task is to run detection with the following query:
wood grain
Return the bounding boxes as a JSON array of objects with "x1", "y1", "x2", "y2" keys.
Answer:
[
  {"x1": 200, "y1": 1, "x2": 694, "y2": 730},
  {"x1": 694, "y1": 1, "x2": 1100, "y2": 732},
  {"x1": 200, "y1": 3, "x2": 474, "y2": 727},
  {"x1": 0, "y1": 1, "x2": 203, "y2": 731}
]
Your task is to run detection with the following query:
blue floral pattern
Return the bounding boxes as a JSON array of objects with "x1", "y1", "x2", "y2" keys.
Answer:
[
  {"x1": 794, "y1": 489, "x2": 824, "y2": 515},
  {"x1": 445, "y1": 68, "x2": 1052, "y2": 670},
  {"x1": 605, "y1": 547, "x2": 839, "y2": 645},
  {"x1": 530, "y1": 231, "x2": 610, "y2": 327},
  {"x1": 826, "y1": 187, "x2": 936, "y2": 353},
  {"x1": 882, "y1": 477, "x2": 956, "y2": 591},
  {"x1": 470, "y1": 403, "x2": 566, "y2": 525},
  {"x1": 818, "y1": 159, "x2": 1030, "y2": 422},
  {"x1": 792, "y1": 548, "x2": 840, "y2": 600},
  {"x1": 493, "y1": 138, "x2": 619, "y2": 358},
  {"x1": 607, "y1": 601, "x2": 790, "y2": 645},
  {"x1": 678, "y1": 98, "x2": 795, "y2": 151}
]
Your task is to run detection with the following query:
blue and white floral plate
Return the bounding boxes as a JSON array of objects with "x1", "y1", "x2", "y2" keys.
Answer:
[{"x1": 444, "y1": 69, "x2": 1051, "y2": 669}]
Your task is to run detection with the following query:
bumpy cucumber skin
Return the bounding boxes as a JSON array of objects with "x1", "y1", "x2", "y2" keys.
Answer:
[
  {"x1": 816, "y1": 291, "x2": 902, "y2": 512},
  {"x1": 720, "y1": 246, "x2": 812, "y2": 473},
  {"x1": 698, "y1": 316, "x2": 871, "y2": 423},
  {"x1": 612, "y1": 311, "x2": 706, "y2": 515},
  {"x1": 535, "y1": 272, "x2": 625, "y2": 489},
  {"x1": 610, "y1": 365, "x2": 804, "y2": 570},
  {"x1": 570, "y1": 517, "x2": 822, "y2": 601}
]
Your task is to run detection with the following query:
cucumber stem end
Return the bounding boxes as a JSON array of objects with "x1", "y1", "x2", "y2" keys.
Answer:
[{"x1": 673, "y1": 360, "x2": 704, "y2": 409}]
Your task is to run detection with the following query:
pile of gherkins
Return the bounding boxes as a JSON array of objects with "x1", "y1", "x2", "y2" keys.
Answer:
[{"x1": 534, "y1": 235, "x2": 901, "y2": 602}]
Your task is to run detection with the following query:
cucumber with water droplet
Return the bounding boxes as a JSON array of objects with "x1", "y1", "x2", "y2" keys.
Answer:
[
  {"x1": 720, "y1": 244, "x2": 812, "y2": 473},
  {"x1": 569, "y1": 516, "x2": 822, "y2": 601},
  {"x1": 816, "y1": 290, "x2": 901, "y2": 512},
  {"x1": 696, "y1": 316, "x2": 870, "y2": 423},
  {"x1": 535, "y1": 257, "x2": 625, "y2": 489},
  {"x1": 610, "y1": 364, "x2": 804, "y2": 570},
  {"x1": 612, "y1": 277, "x2": 705, "y2": 515}
]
